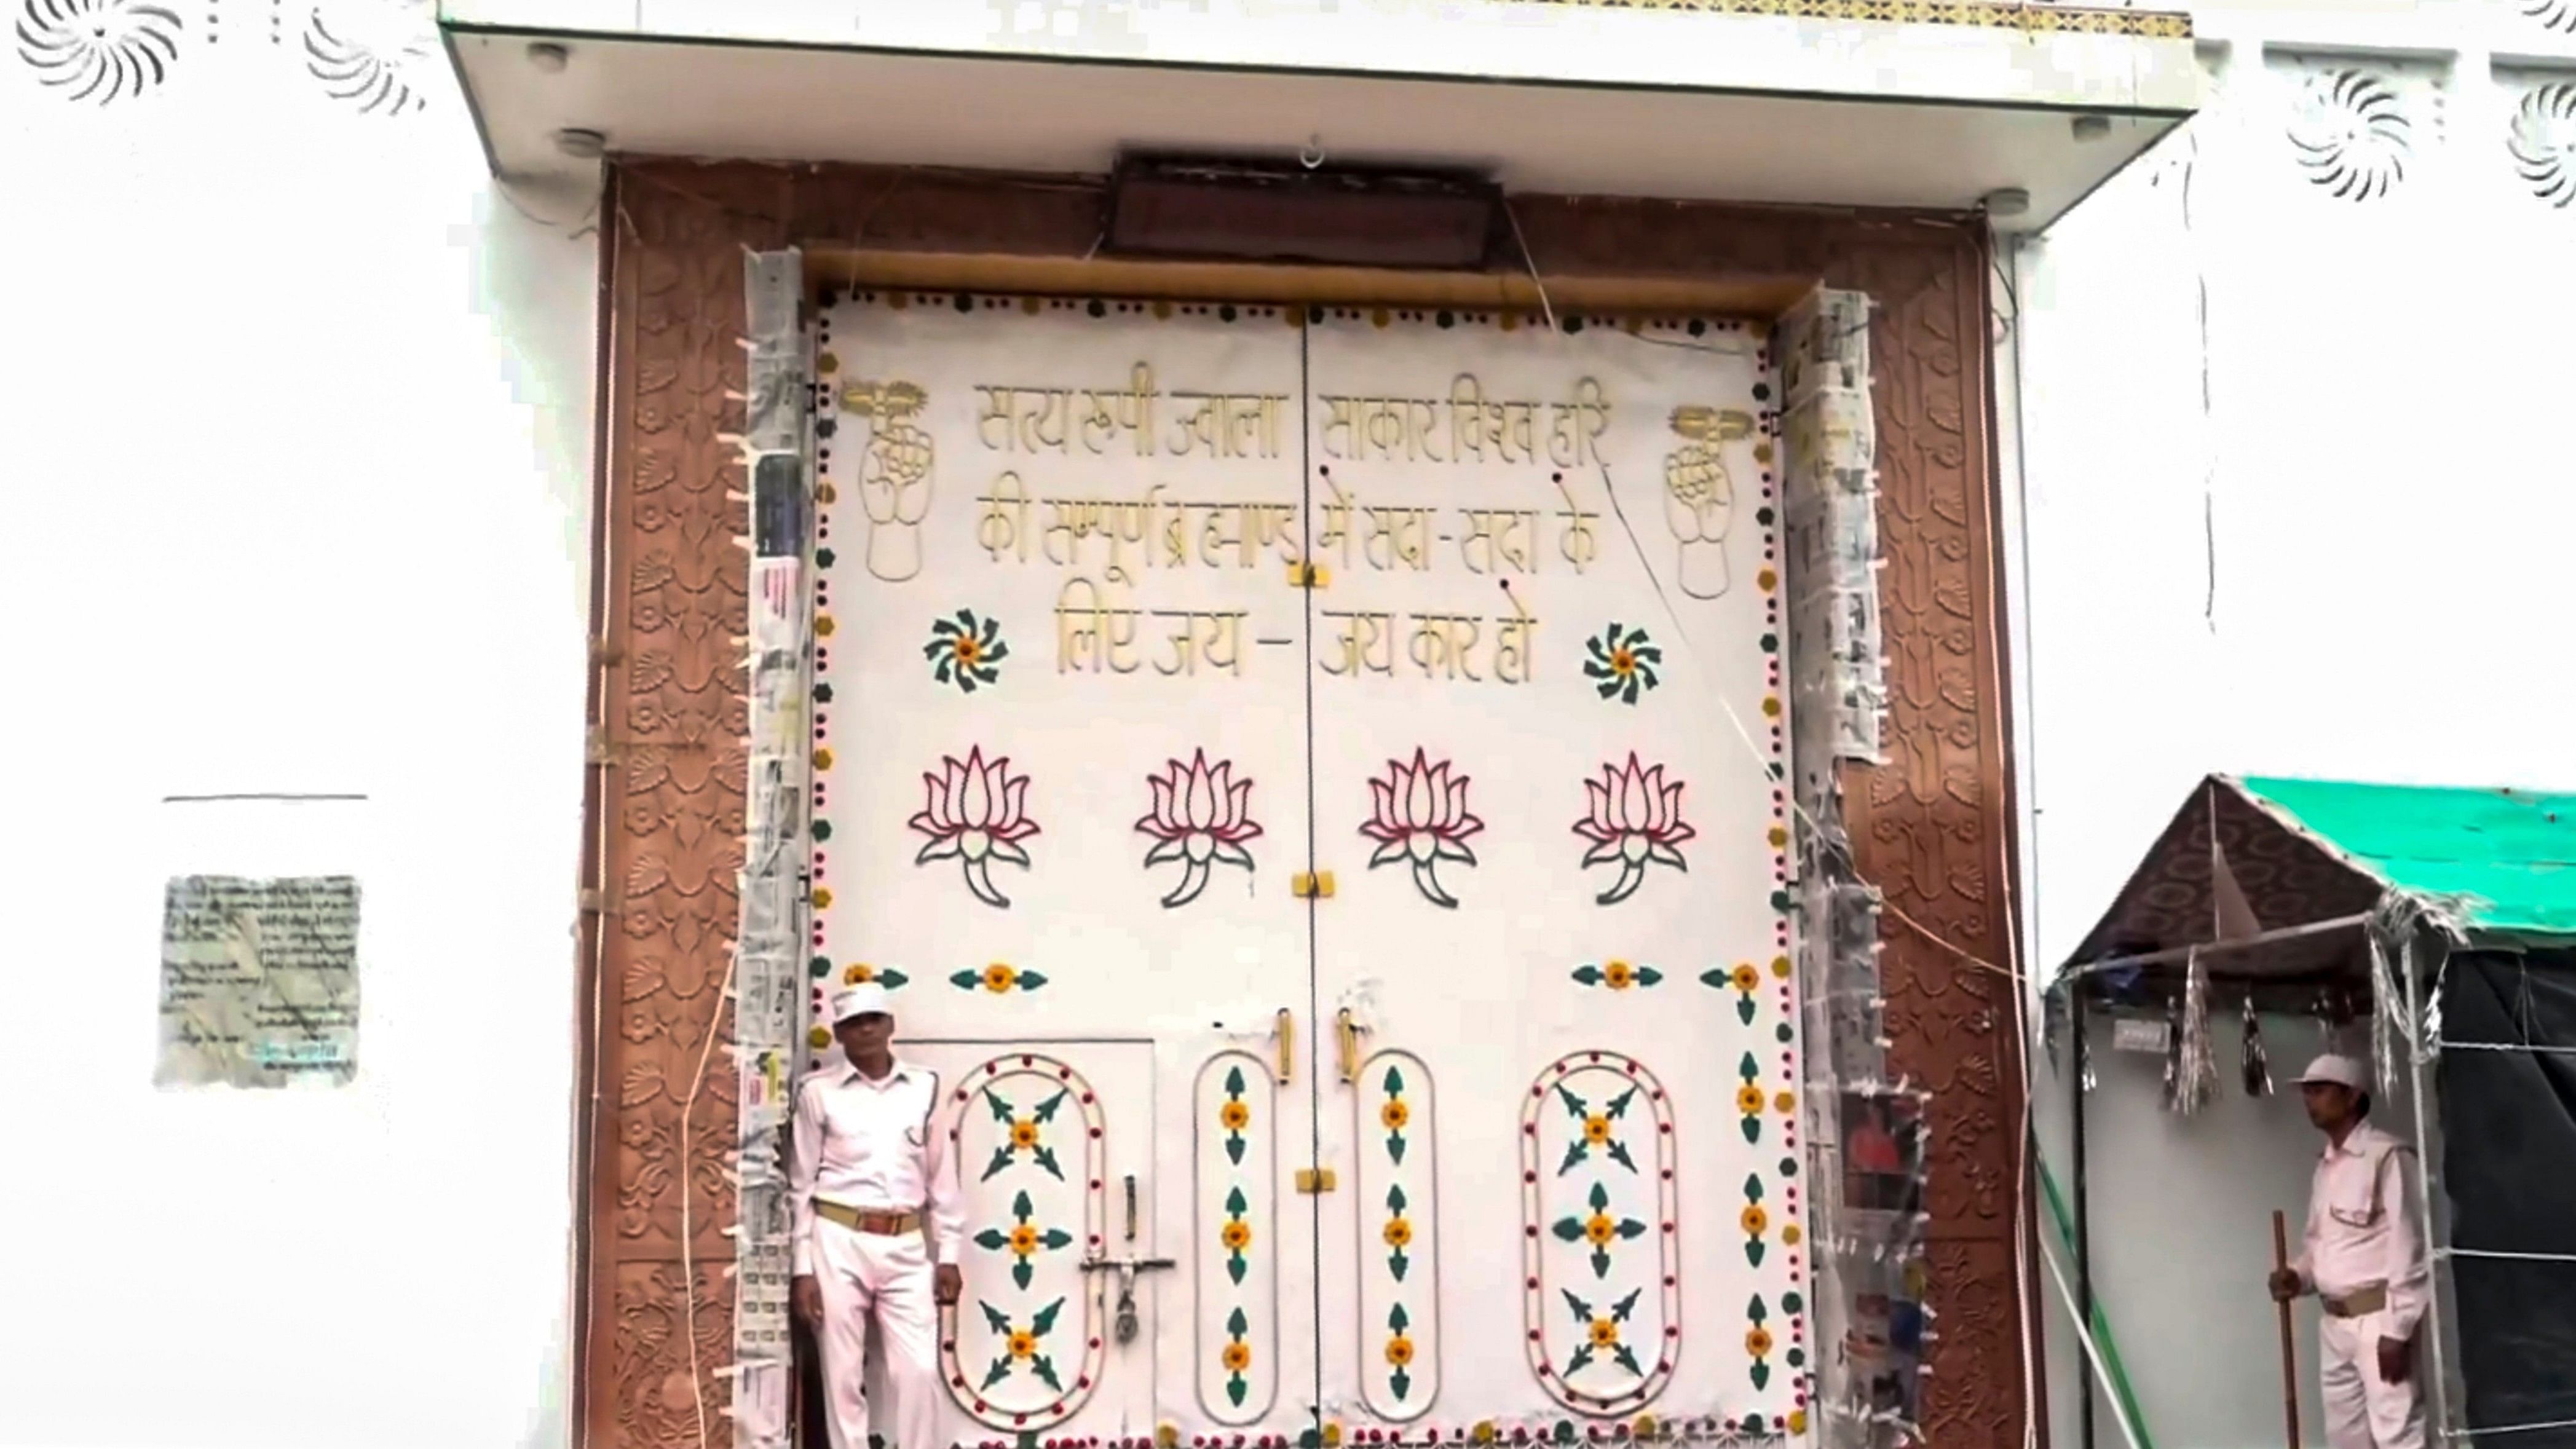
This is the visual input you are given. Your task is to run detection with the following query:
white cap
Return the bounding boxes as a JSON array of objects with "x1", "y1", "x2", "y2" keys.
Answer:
[
  {"x1": 2295, "y1": 1053, "x2": 2366, "y2": 1091},
  {"x1": 829, "y1": 981, "x2": 895, "y2": 1024}
]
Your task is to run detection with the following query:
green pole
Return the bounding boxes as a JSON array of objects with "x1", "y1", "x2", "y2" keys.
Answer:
[{"x1": 2041, "y1": 1158, "x2": 2157, "y2": 1449}]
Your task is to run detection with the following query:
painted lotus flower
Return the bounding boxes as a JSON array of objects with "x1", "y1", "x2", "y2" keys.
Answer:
[
  {"x1": 909, "y1": 747, "x2": 1039, "y2": 908},
  {"x1": 1135, "y1": 749, "x2": 1261, "y2": 907},
  {"x1": 1360, "y1": 748, "x2": 1484, "y2": 909},
  {"x1": 1573, "y1": 754, "x2": 1696, "y2": 905}
]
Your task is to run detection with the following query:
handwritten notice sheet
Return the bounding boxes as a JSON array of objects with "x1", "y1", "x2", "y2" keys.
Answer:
[{"x1": 155, "y1": 875, "x2": 361, "y2": 1089}]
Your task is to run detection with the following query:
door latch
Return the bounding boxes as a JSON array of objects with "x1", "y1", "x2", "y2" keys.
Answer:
[
  {"x1": 1081, "y1": 1255, "x2": 1177, "y2": 1344},
  {"x1": 1294, "y1": 1166, "x2": 1338, "y2": 1194}
]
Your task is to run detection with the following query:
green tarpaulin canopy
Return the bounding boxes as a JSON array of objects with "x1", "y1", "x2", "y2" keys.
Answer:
[
  {"x1": 2234, "y1": 776, "x2": 2576, "y2": 942},
  {"x1": 2059, "y1": 775, "x2": 2576, "y2": 994}
]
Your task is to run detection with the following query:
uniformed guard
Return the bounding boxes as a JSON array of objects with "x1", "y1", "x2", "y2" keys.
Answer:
[
  {"x1": 2267, "y1": 1054, "x2": 2429, "y2": 1449},
  {"x1": 791, "y1": 982, "x2": 963, "y2": 1449}
]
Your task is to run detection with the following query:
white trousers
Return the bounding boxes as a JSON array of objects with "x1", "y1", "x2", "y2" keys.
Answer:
[
  {"x1": 812, "y1": 1220, "x2": 942, "y2": 1449},
  {"x1": 2319, "y1": 1313, "x2": 2426, "y2": 1449}
]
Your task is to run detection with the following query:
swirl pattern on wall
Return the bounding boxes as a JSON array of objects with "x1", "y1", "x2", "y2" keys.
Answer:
[
  {"x1": 14, "y1": 0, "x2": 180, "y2": 103},
  {"x1": 302, "y1": 0, "x2": 430, "y2": 114},
  {"x1": 2522, "y1": 0, "x2": 2576, "y2": 37},
  {"x1": 2288, "y1": 67, "x2": 2414, "y2": 201},
  {"x1": 2509, "y1": 82, "x2": 2576, "y2": 208}
]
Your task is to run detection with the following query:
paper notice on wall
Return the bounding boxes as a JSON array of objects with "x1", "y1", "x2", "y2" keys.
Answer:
[
  {"x1": 2112, "y1": 1016, "x2": 2173, "y2": 1054},
  {"x1": 155, "y1": 875, "x2": 361, "y2": 1089}
]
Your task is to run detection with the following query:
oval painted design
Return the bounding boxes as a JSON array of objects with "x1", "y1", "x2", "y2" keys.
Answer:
[
  {"x1": 941, "y1": 1054, "x2": 1109, "y2": 1431},
  {"x1": 1520, "y1": 1052, "x2": 1680, "y2": 1416},
  {"x1": 1195, "y1": 1051, "x2": 1279, "y2": 1424},
  {"x1": 1354, "y1": 1050, "x2": 1439, "y2": 1421}
]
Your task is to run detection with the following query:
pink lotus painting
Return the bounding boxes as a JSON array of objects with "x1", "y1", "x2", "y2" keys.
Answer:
[
  {"x1": 1573, "y1": 753, "x2": 1696, "y2": 905},
  {"x1": 1136, "y1": 750, "x2": 1262, "y2": 908},
  {"x1": 1360, "y1": 749, "x2": 1484, "y2": 909},
  {"x1": 909, "y1": 746, "x2": 1040, "y2": 909}
]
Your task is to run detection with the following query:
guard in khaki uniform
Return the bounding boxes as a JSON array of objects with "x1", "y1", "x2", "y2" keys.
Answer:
[
  {"x1": 792, "y1": 983, "x2": 964, "y2": 1449},
  {"x1": 2268, "y1": 1054, "x2": 2430, "y2": 1449}
]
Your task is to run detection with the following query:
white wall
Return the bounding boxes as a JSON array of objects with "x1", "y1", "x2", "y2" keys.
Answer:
[
  {"x1": 2007, "y1": 5, "x2": 2576, "y2": 1448},
  {"x1": 0, "y1": 17, "x2": 597, "y2": 1449}
]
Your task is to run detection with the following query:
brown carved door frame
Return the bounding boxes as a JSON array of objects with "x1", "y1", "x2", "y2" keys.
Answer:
[{"x1": 575, "y1": 159, "x2": 2033, "y2": 1449}]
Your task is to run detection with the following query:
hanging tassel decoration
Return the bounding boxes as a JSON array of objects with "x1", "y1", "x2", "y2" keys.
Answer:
[
  {"x1": 2162, "y1": 993, "x2": 2184, "y2": 1110},
  {"x1": 2368, "y1": 926, "x2": 2400, "y2": 1099},
  {"x1": 2242, "y1": 993, "x2": 2272, "y2": 1097},
  {"x1": 2175, "y1": 946, "x2": 2218, "y2": 1115}
]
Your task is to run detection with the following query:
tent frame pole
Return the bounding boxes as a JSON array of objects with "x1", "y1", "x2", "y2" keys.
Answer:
[
  {"x1": 2401, "y1": 934, "x2": 2456, "y2": 1441},
  {"x1": 2072, "y1": 987, "x2": 2096, "y2": 1449}
]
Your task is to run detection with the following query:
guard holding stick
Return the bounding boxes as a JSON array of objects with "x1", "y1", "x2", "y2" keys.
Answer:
[{"x1": 2267, "y1": 1054, "x2": 2429, "y2": 1449}]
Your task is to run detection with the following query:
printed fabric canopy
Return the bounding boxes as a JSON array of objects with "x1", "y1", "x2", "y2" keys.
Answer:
[{"x1": 2060, "y1": 775, "x2": 2576, "y2": 995}]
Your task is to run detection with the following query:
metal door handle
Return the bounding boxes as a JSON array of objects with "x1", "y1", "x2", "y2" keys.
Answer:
[
  {"x1": 1276, "y1": 1006, "x2": 1295, "y2": 1085},
  {"x1": 1081, "y1": 1255, "x2": 1177, "y2": 1345},
  {"x1": 1336, "y1": 1008, "x2": 1365, "y2": 1084}
]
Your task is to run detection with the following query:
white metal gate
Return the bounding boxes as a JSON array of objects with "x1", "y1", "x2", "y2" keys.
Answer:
[{"x1": 809, "y1": 291, "x2": 1808, "y2": 1449}]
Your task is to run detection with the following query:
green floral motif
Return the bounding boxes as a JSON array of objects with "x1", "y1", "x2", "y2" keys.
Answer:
[
  {"x1": 1222, "y1": 1305, "x2": 1252, "y2": 1407},
  {"x1": 1378, "y1": 1065, "x2": 1412, "y2": 1166},
  {"x1": 1220, "y1": 1186, "x2": 1252, "y2": 1285},
  {"x1": 978, "y1": 1086, "x2": 1068, "y2": 1183},
  {"x1": 1570, "y1": 960, "x2": 1664, "y2": 990},
  {"x1": 925, "y1": 609, "x2": 1009, "y2": 693},
  {"x1": 1560, "y1": 1286, "x2": 1645, "y2": 1378},
  {"x1": 971, "y1": 1190, "x2": 1074, "y2": 1290},
  {"x1": 1385, "y1": 1302, "x2": 1418, "y2": 1402},
  {"x1": 1746, "y1": 1293, "x2": 1774, "y2": 1390},
  {"x1": 950, "y1": 963, "x2": 1048, "y2": 993},
  {"x1": 831, "y1": 961, "x2": 909, "y2": 990},
  {"x1": 1742, "y1": 1174, "x2": 1768, "y2": 1268},
  {"x1": 1553, "y1": 1082, "x2": 1640, "y2": 1177},
  {"x1": 1583, "y1": 622, "x2": 1663, "y2": 705},
  {"x1": 1219, "y1": 1064, "x2": 1250, "y2": 1166},
  {"x1": 1699, "y1": 961, "x2": 1761, "y2": 1024},
  {"x1": 1382, "y1": 1183, "x2": 1414, "y2": 1283},
  {"x1": 1734, "y1": 1051, "x2": 1764, "y2": 1145},
  {"x1": 977, "y1": 1297, "x2": 1065, "y2": 1392},
  {"x1": 1551, "y1": 1180, "x2": 1648, "y2": 1280}
]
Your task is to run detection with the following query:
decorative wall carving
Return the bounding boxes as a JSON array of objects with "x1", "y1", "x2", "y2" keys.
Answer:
[
  {"x1": 590, "y1": 161, "x2": 2026, "y2": 1449},
  {"x1": 2287, "y1": 66, "x2": 2417, "y2": 201},
  {"x1": 14, "y1": 0, "x2": 181, "y2": 102},
  {"x1": 587, "y1": 173, "x2": 764, "y2": 1448},
  {"x1": 2509, "y1": 80, "x2": 2576, "y2": 208}
]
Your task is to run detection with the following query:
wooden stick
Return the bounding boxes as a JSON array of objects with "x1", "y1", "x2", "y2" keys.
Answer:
[{"x1": 2273, "y1": 1210, "x2": 2302, "y2": 1449}]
